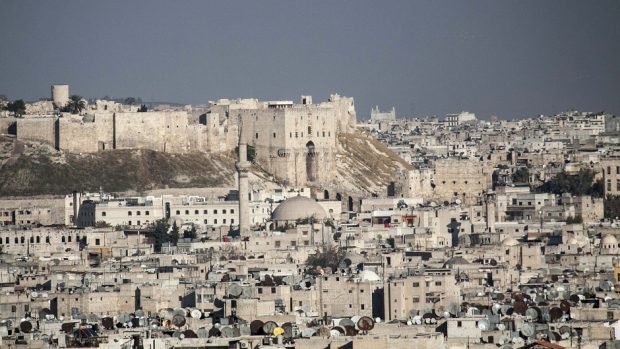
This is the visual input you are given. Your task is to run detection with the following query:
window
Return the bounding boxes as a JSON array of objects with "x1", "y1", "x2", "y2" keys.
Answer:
[
  {"x1": 136, "y1": 211, "x2": 141, "y2": 216},
  {"x1": 128, "y1": 211, "x2": 132, "y2": 216},
  {"x1": 412, "y1": 282, "x2": 419, "y2": 287},
  {"x1": 203, "y1": 210, "x2": 208, "y2": 214},
  {"x1": 176, "y1": 210, "x2": 180, "y2": 215},
  {"x1": 273, "y1": 132, "x2": 276, "y2": 138},
  {"x1": 308, "y1": 126, "x2": 312, "y2": 135},
  {"x1": 231, "y1": 209, "x2": 234, "y2": 214},
  {"x1": 258, "y1": 288, "x2": 263, "y2": 294},
  {"x1": 102, "y1": 212, "x2": 106, "y2": 217},
  {"x1": 214, "y1": 219, "x2": 218, "y2": 224},
  {"x1": 204, "y1": 219, "x2": 208, "y2": 224},
  {"x1": 145, "y1": 211, "x2": 149, "y2": 216},
  {"x1": 128, "y1": 221, "x2": 132, "y2": 225},
  {"x1": 255, "y1": 132, "x2": 258, "y2": 139},
  {"x1": 195, "y1": 210, "x2": 199, "y2": 214},
  {"x1": 214, "y1": 210, "x2": 218, "y2": 214},
  {"x1": 271, "y1": 287, "x2": 276, "y2": 294},
  {"x1": 295, "y1": 132, "x2": 298, "y2": 138},
  {"x1": 95, "y1": 239, "x2": 100, "y2": 246},
  {"x1": 275, "y1": 241, "x2": 281, "y2": 248},
  {"x1": 223, "y1": 219, "x2": 227, "y2": 224},
  {"x1": 185, "y1": 210, "x2": 189, "y2": 215},
  {"x1": 223, "y1": 209, "x2": 227, "y2": 214},
  {"x1": 435, "y1": 281, "x2": 442, "y2": 286},
  {"x1": 457, "y1": 321, "x2": 462, "y2": 328},
  {"x1": 231, "y1": 219, "x2": 234, "y2": 224},
  {"x1": 412, "y1": 297, "x2": 420, "y2": 303}
]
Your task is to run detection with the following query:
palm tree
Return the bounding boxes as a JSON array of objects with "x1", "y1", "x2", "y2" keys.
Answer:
[{"x1": 65, "y1": 95, "x2": 86, "y2": 114}]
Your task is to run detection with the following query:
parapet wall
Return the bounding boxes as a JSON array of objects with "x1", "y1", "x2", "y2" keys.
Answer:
[{"x1": 16, "y1": 117, "x2": 56, "y2": 145}]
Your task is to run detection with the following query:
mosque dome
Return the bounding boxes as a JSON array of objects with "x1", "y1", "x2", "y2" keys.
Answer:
[
  {"x1": 443, "y1": 256, "x2": 470, "y2": 268},
  {"x1": 501, "y1": 237, "x2": 520, "y2": 247},
  {"x1": 271, "y1": 196, "x2": 327, "y2": 222}
]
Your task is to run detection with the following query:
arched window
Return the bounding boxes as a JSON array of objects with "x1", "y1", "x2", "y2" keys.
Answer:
[
  {"x1": 61, "y1": 236, "x2": 65, "y2": 243},
  {"x1": 36, "y1": 236, "x2": 40, "y2": 243}
]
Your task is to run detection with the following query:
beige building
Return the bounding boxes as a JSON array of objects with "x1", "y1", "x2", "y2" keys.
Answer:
[
  {"x1": 384, "y1": 269, "x2": 460, "y2": 321},
  {"x1": 602, "y1": 158, "x2": 620, "y2": 196}
]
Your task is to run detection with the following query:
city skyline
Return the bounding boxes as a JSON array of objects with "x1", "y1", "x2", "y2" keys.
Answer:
[{"x1": 0, "y1": 0, "x2": 619, "y2": 119}]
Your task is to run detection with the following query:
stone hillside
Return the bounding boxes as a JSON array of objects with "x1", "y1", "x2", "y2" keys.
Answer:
[
  {"x1": 0, "y1": 136, "x2": 236, "y2": 196},
  {"x1": 0, "y1": 132, "x2": 412, "y2": 197},
  {"x1": 335, "y1": 133, "x2": 414, "y2": 195}
]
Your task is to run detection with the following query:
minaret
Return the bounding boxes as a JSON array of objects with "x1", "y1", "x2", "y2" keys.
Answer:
[
  {"x1": 486, "y1": 191, "x2": 496, "y2": 233},
  {"x1": 236, "y1": 125, "x2": 251, "y2": 237}
]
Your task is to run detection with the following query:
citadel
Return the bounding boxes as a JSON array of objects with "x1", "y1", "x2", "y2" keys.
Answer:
[{"x1": 1, "y1": 84, "x2": 620, "y2": 349}]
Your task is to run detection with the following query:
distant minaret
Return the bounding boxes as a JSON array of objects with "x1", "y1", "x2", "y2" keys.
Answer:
[
  {"x1": 236, "y1": 124, "x2": 251, "y2": 236},
  {"x1": 486, "y1": 191, "x2": 496, "y2": 233}
]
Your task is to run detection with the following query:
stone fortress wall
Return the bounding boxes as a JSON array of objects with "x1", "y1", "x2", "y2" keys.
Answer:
[{"x1": 3, "y1": 93, "x2": 356, "y2": 187}]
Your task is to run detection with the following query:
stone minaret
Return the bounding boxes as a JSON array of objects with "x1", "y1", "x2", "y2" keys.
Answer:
[
  {"x1": 236, "y1": 125, "x2": 251, "y2": 236},
  {"x1": 486, "y1": 191, "x2": 496, "y2": 233}
]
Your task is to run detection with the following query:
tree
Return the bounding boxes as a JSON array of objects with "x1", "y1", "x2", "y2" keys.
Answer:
[
  {"x1": 306, "y1": 245, "x2": 346, "y2": 272},
  {"x1": 565, "y1": 215, "x2": 583, "y2": 224},
  {"x1": 605, "y1": 195, "x2": 620, "y2": 220},
  {"x1": 147, "y1": 219, "x2": 170, "y2": 252},
  {"x1": 512, "y1": 167, "x2": 530, "y2": 184},
  {"x1": 138, "y1": 104, "x2": 148, "y2": 112},
  {"x1": 537, "y1": 169, "x2": 603, "y2": 197},
  {"x1": 94, "y1": 221, "x2": 111, "y2": 228},
  {"x1": 169, "y1": 221, "x2": 180, "y2": 245},
  {"x1": 397, "y1": 199, "x2": 408, "y2": 209},
  {"x1": 124, "y1": 97, "x2": 137, "y2": 105},
  {"x1": 4, "y1": 99, "x2": 26, "y2": 116},
  {"x1": 183, "y1": 226, "x2": 197, "y2": 239},
  {"x1": 64, "y1": 95, "x2": 86, "y2": 114}
]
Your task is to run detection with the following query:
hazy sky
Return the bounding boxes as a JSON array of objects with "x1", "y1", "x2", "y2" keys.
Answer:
[{"x1": 1, "y1": 1, "x2": 619, "y2": 119}]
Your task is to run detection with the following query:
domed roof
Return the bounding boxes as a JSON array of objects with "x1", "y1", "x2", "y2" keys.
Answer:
[
  {"x1": 501, "y1": 237, "x2": 520, "y2": 247},
  {"x1": 566, "y1": 237, "x2": 579, "y2": 245},
  {"x1": 443, "y1": 256, "x2": 470, "y2": 268},
  {"x1": 601, "y1": 234, "x2": 618, "y2": 246},
  {"x1": 272, "y1": 196, "x2": 326, "y2": 222}
]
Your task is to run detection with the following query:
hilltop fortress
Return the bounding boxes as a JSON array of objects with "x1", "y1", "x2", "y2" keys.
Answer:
[{"x1": 0, "y1": 86, "x2": 357, "y2": 187}]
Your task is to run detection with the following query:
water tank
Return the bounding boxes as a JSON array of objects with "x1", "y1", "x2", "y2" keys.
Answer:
[{"x1": 51, "y1": 84, "x2": 69, "y2": 107}]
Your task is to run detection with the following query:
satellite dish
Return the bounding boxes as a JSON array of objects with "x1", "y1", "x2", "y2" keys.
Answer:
[
  {"x1": 228, "y1": 283, "x2": 243, "y2": 298},
  {"x1": 525, "y1": 307, "x2": 539, "y2": 321},
  {"x1": 173, "y1": 307, "x2": 186, "y2": 317},
  {"x1": 190, "y1": 308, "x2": 202, "y2": 319},
  {"x1": 19, "y1": 321, "x2": 33, "y2": 333},
  {"x1": 339, "y1": 318, "x2": 355, "y2": 328},
  {"x1": 262, "y1": 321, "x2": 278, "y2": 335},
  {"x1": 221, "y1": 326, "x2": 235, "y2": 338},
  {"x1": 478, "y1": 319, "x2": 490, "y2": 331},
  {"x1": 197, "y1": 327, "x2": 209, "y2": 338},
  {"x1": 412, "y1": 315, "x2": 422, "y2": 325},
  {"x1": 492, "y1": 304, "x2": 501, "y2": 315},
  {"x1": 172, "y1": 314, "x2": 186, "y2": 328},
  {"x1": 549, "y1": 307, "x2": 563, "y2": 322},
  {"x1": 357, "y1": 316, "x2": 375, "y2": 332},
  {"x1": 521, "y1": 323, "x2": 535, "y2": 337},
  {"x1": 250, "y1": 320, "x2": 265, "y2": 335}
]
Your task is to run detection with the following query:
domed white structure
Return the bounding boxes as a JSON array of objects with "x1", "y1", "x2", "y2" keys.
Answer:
[
  {"x1": 272, "y1": 196, "x2": 326, "y2": 223},
  {"x1": 501, "y1": 237, "x2": 520, "y2": 247},
  {"x1": 601, "y1": 234, "x2": 619, "y2": 254}
]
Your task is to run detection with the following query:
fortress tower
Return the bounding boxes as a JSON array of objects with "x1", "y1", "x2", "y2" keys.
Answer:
[{"x1": 51, "y1": 84, "x2": 69, "y2": 108}]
